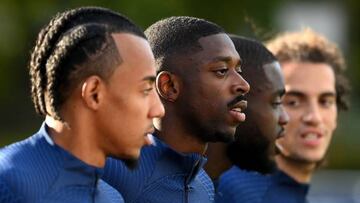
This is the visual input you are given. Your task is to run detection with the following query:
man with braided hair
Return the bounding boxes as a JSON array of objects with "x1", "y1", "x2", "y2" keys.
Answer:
[
  {"x1": 103, "y1": 16, "x2": 250, "y2": 203},
  {"x1": 0, "y1": 6, "x2": 164, "y2": 203}
]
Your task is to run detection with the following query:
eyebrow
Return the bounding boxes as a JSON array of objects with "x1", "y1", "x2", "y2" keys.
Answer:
[
  {"x1": 320, "y1": 92, "x2": 337, "y2": 98},
  {"x1": 285, "y1": 91, "x2": 306, "y2": 98},
  {"x1": 142, "y1": 76, "x2": 156, "y2": 83},
  {"x1": 209, "y1": 56, "x2": 242, "y2": 67},
  {"x1": 286, "y1": 90, "x2": 336, "y2": 98}
]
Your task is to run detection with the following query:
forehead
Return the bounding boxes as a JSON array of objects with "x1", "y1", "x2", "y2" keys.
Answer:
[
  {"x1": 246, "y1": 61, "x2": 284, "y2": 96},
  {"x1": 193, "y1": 33, "x2": 240, "y2": 64},
  {"x1": 111, "y1": 33, "x2": 156, "y2": 76},
  {"x1": 262, "y1": 61, "x2": 284, "y2": 91},
  {"x1": 282, "y1": 62, "x2": 336, "y2": 96}
]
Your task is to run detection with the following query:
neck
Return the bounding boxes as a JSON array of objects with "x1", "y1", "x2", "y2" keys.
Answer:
[
  {"x1": 275, "y1": 154, "x2": 316, "y2": 184},
  {"x1": 204, "y1": 142, "x2": 232, "y2": 180},
  {"x1": 45, "y1": 115, "x2": 106, "y2": 168},
  {"x1": 155, "y1": 114, "x2": 207, "y2": 155}
]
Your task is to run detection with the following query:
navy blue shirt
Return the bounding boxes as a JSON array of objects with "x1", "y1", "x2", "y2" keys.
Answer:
[
  {"x1": 0, "y1": 123, "x2": 123, "y2": 203},
  {"x1": 103, "y1": 134, "x2": 215, "y2": 203},
  {"x1": 216, "y1": 166, "x2": 309, "y2": 203}
]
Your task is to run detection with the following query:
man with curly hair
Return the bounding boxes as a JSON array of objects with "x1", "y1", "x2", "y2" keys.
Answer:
[{"x1": 267, "y1": 28, "x2": 350, "y2": 202}]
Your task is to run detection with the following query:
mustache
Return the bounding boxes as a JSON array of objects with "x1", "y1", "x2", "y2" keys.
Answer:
[{"x1": 227, "y1": 95, "x2": 247, "y2": 108}]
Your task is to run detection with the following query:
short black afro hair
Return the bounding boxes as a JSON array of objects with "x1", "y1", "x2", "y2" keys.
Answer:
[{"x1": 145, "y1": 16, "x2": 225, "y2": 72}]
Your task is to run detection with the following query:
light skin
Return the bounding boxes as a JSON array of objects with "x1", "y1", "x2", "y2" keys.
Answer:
[
  {"x1": 46, "y1": 33, "x2": 165, "y2": 167},
  {"x1": 155, "y1": 33, "x2": 250, "y2": 154},
  {"x1": 276, "y1": 62, "x2": 337, "y2": 183}
]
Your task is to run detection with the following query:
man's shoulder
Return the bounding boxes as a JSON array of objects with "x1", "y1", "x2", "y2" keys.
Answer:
[
  {"x1": 0, "y1": 133, "x2": 63, "y2": 199},
  {"x1": 0, "y1": 178, "x2": 22, "y2": 203},
  {"x1": 0, "y1": 136, "x2": 36, "y2": 173},
  {"x1": 221, "y1": 166, "x2": 269, "y2": 183},
  {"x1": 216, "y1": 166, "x2": 271, "y2": 203},
  {"x1": 0, "y1": 133, "x2": 50, "y2": 172}
]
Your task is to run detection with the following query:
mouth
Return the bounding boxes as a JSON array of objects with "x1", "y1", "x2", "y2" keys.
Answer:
[
  {"x1": 300, "y1": 130, "x2": 323, "y2": 147},
  {"x1": 229, "y1": 100, "x2": 247, "y2": 123},
  {"x1": 144, "y1": 127, "x2": 155, "y2": 145}
]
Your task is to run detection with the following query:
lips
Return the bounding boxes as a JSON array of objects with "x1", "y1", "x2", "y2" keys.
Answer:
[
  {"x1": 300, "y1": 130, "x2": 323, "y2": 147},
  {"x1": 229, "y1": 100, "x2": 247, "y2": 123},
  {"x1": 144, "y1": 126, "x2": 155, "y2": 145}
]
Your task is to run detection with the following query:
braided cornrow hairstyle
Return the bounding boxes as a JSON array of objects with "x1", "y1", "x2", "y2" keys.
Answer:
[{"x1": 29, "y1": 6, "x2": 145, "y2": 120}]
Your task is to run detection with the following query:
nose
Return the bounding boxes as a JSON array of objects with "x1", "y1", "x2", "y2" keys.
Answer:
[
  {"x1": 279, "y1": 106, "x2": 289, "y2": 126},
  {"x1": 149, "y1": 91, "x2": 165, "y2": 119},
  {"x1": 301, "y1": 101, "x2": 321, "y2": 126},
  {"x1": 231, "y1": 73, "x2": 250, "y2": 95}
]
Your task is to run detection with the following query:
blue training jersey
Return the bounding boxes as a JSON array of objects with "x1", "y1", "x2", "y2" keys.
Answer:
[
  {"x1": 216, "y1": 166, "x2": 309, "y2": 203},
  {"x1": 0, "y1": 123, "x2": 123, "y2": 203},
  {"x1": 103, "y1": 134, "x2": 215, "y2": 203}
]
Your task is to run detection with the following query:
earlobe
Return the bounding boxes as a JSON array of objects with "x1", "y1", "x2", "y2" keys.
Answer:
[
  {"x1": 81, "y1": 76, "x2": 103, "y2": 110},
  {"x1": 156, "y1": 71, "x2": 179, "y2": 102}
]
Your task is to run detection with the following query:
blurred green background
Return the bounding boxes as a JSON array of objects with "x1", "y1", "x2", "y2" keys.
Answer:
[{"x1": 0, "y1": 0, "x2": 359, "y2": 170}]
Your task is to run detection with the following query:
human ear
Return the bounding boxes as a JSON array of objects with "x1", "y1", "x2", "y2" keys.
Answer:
[
  {"x1": 81, "y1": 75, "x2": 104, "y2": 110},
  {"x1": 156, "y1": 71, "x2": 180, "y2": 102}
]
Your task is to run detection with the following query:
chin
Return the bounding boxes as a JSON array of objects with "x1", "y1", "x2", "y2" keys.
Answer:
[
  {"x1": 204, "y1": 130, "x2": 235, "y2": 143},
  {"x1": 122, "y1": 158, "x2": 139, "y2": 170}
]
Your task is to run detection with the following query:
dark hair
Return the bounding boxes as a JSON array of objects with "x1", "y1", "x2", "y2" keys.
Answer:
[
  {"x1": 266, "y1": 28, "x2": 350, "y2": 110},
  {"x1": 227, "y1": 35, "x2": 278, "y2": 174},
  {"x1": 230, "y1": 35, "x2": 276, "y2": 72},
  {"x1": 144, "y1": 16, "x2": 224, "y2": 72},
  {"x1": 29, "y1": 6, "x2": 145, "y2": 120}
]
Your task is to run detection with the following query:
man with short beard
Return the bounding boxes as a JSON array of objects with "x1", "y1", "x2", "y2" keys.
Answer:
[
  {"x1": 103, "y1": 17, "x2": 250, "y2": 203},
  {"x1": 205, "y1": 36, "x2": 289, "y2": 202}
]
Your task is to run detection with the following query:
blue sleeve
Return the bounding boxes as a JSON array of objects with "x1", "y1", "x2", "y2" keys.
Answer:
[{"x1": 0, "y1": 179, "x2": 21, "y2": 203}]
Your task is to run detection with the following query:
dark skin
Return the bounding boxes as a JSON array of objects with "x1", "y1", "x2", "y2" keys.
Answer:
[
  {"x1": 205, "y1": 61, "x2": 289, "y2": 179},
  {"x1": 154, "y1": 33, "x2": 250, "y2": 154}
]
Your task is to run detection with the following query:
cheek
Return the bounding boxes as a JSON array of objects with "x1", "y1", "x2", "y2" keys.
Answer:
[
  {"x1": 284, "y1": 110, "x2": 301, "y2": 130},
  {"x1": 324, "y1": 109, "x2": 338, "y2": 131}
]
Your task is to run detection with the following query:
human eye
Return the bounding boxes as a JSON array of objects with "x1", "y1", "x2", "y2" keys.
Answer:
[
  {"x1": 143, "y1": 87, "x2": 153, "y2": 96},
  {"x1": 142, "y1": 82, "x2": 155, "y2": 96},
  {"x1": 320, "y1": 96, "x2": 336, "y2": 108},
  {"x1": 283, "y1": 96, "x2": 300, "y2": 108},
  {"x1": 214, "y1": 67, "x2": 229, "y2": 77}
]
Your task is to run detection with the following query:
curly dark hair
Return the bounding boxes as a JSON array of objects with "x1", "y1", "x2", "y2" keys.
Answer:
[
  {"x1": 29, "y1": 6, "x2": 145, "y2": 120},
  {"x1": 266, "y1": 28, "x2": 350, "y2": 111}
]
